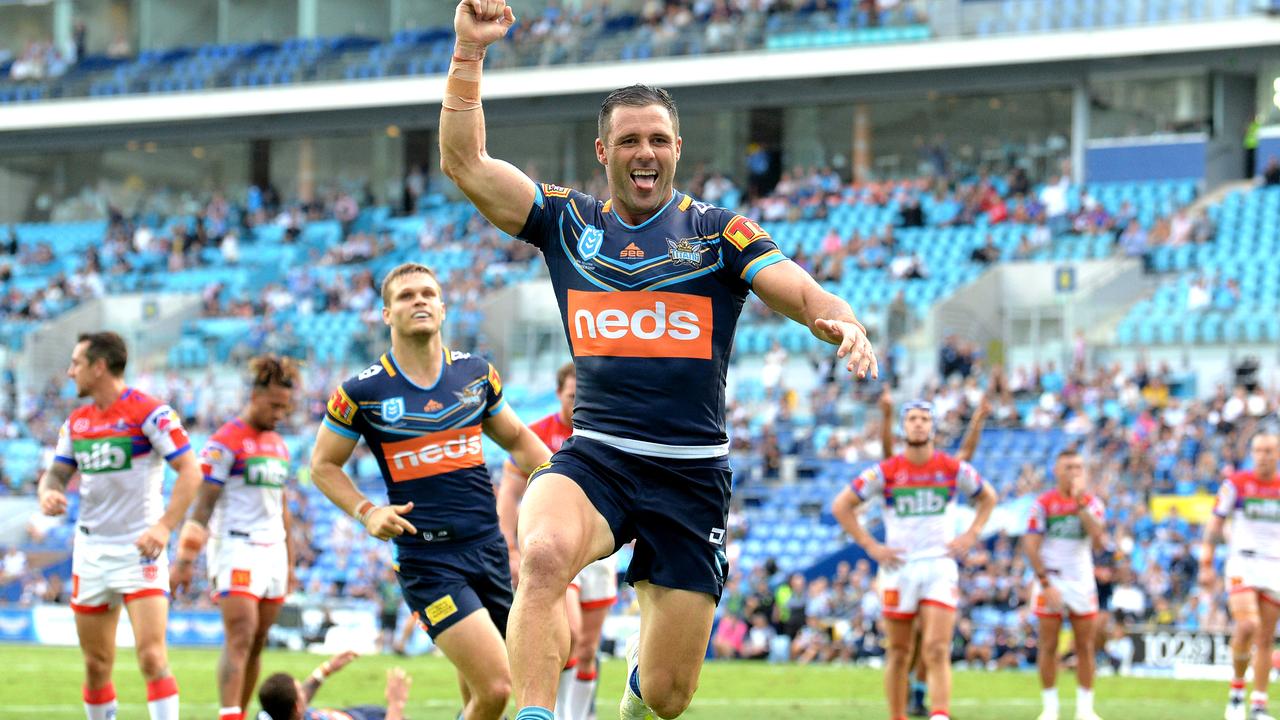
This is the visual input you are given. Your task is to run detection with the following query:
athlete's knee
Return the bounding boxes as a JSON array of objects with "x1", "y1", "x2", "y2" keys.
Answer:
[
  {"x1": 222, "y1": 617, "x2": 258, "y2": 657},
  {"x1": 886, "y1": 636, "x2": 913, "y2": 664},
  {"x1": 921, "y1": 639, "x2": 949, "y2": 667},
  {"x1": 82, "y1": 646, "x2": 114, "y2": 682},
  {"x1": 642, "y1": 670, "x2": 697, "y2": 720},
  {"x1": 1236, "y1": 615, "x2": 1259, "y2": 640},
  {"x1": 135, "y1": 644, "x2": 169, "y2": 679},
  {"x1": 517, "y1": 535, "x2": 579, "y2": 590},
  {"x1": 1074, "y1": 632, "x2": 1097, "y2": 656},
  {"x1": 472, "y1": 675, "x2": 511, "y2": 715}
]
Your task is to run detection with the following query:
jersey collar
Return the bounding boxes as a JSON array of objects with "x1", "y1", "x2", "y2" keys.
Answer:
[{"x1": 610, "y1": 190, "x2": 680, "y2": 231}]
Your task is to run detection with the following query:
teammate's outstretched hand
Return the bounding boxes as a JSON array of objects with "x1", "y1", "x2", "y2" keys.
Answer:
[
  {"x1": 326, "y1": 649, "x2": 360, "y2": 675},
  {"x1": 135, "y1": 521, "x2": 170, "y2": 560},
  {"x1": 866, "y1": 542, "x2": 905, "y2": 570},
  {"x1": 973, "y1": 394, "x2": 991, "y2": 420},
  {"x1": 814, "y1": 318, "x2": 878, "y2": 380},
  {"x1": 364, "y1": 502, "x2": 418, "y2": 541},
  {"x1": 946, "y1": 528, "x2": 979, "y2": 557},
  {"x1": 385, "y1": 667, "x2": 412, "y2": 705},
  {"x1": 455, "y1": 0, "x2": 516, "y2": 49},
  {"x1": 38, "y1": 488, "x2": 67, "y2": 516},
  {"x1": 877, "y1": 385, "x2": 893, "y2": 416}
]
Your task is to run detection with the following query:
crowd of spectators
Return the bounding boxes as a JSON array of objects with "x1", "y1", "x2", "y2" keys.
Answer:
[
  {"x1": 707, "y1": 327, "x2": 1276, "y2": 668},
  {"x1": 460, "y1": 0, "x2": 926, "y2": 70}
]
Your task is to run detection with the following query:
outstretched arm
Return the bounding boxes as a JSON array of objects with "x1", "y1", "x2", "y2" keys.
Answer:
[
  {"x1": 438, "y1": 0, "x2": 537, "y2": 236},
  {"x1": 751, "y1": 260, "x2": 877, "y2": 379},
  {"x1": 878, "y1": 387, "x2": 894, "y2": 459},
  {"x1": 301, "y1": 650, "x2": 359, "y2": 703},
  {"x1": 956, "y1": 395, "x2": 991, "y2": 462}
]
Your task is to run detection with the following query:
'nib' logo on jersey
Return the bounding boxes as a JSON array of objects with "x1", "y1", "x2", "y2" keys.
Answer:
[
  {"x1": 72, "y1": 438, "x2": 132, "y2": 474},
  {"x1": 891, "y1": 486, "x2": 948, "y2": 517}
]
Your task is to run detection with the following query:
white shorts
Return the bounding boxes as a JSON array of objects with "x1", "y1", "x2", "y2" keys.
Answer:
[
  {"x1": 571, "y1": 554, "x2": 618, "y2": 610},
  {"x1": 208, "y1": 536, "x2": 288, "y2": 603},
  {"x1": 1225, "y1": 553, "x2": 1280, "y2": 604},
  {"x1": 1030, "y1": 574, "x2": 1099, "y2": 619},
  {"x1": 71, "y1": 540, "x2": 169, "y2": 613},
  {"x1": 878, "y1": 556, "x2": 959, "y2": 619}
]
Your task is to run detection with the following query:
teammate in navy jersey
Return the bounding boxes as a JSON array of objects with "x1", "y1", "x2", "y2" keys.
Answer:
[
  {"x1": 257, "y1": 650, "x2": 411, "y2": 720},
  {"x1": 309, "y1": 262, "x2": 552, "y2": 720},
  {"x1": 440, "y1": 4, "x2": 876, "y2": 719}
]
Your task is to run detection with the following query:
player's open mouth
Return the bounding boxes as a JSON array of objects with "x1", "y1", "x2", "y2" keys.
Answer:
[
  {"x1": 630, "y1": 168, "x2": 658, "y2": 192},
  {"x1": 411, "y1": 312, "x2": 431, "y2": 320}
]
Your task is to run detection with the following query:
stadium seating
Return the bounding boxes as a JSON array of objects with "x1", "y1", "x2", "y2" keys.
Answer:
[
  {"x1": 1115, "y1": 186, "x2": 1280, "y2": 345},
  {"x1": 0, "y1": 0, "x2": 1257, "y2": 105}
]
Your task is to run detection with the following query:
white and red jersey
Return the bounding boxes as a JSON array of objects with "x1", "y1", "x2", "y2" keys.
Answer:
[
  {"x1": 852, "y1": 452, "x2": 985, "y2": 561},
  {"x1": 201, "y1": 417, "x2": 290, "y2": 544},
  {"x1": 528, "y1": 411, "x2": 572, "y2": 454},
  {"x1": 1214, "y1": 470, "x2": 1280, "y2": 558},
  {"x1": 1027, "y1": 489, "x2": 1104, "y2": 581},
  {"x1": 53, "y1": 388, "x2": 191, "y2": 544}
]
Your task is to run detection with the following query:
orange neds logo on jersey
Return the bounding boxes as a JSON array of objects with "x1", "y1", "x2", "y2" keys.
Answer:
[
  {"x1": 567, "y1": 289, "x2": 712, "y2": 360},
  {"x1": 382, "y1": 425, "x2": 484, "y2": 482}
]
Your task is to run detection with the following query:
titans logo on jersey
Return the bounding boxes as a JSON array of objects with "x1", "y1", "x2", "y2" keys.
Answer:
[
  {"x1": 518, "y1": 184, "x2": 787, "y2": 452},
  {"x1": 323, "y1": 349, "x2": 506, "y2": 552}
]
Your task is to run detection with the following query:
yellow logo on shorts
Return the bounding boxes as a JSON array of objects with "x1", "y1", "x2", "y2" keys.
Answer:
[{"x1": 425, "y1": 594, "x2": 458, "y2": 625}]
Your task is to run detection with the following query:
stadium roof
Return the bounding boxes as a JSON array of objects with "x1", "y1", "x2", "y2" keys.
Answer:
[{"x1": 1, "y1": 16, "x2": 1278, "y2": 151}]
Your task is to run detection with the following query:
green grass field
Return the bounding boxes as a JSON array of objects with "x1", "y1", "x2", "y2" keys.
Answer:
[{"x1": 0, "y1": 644, "x2": 1225, "y2": 719}]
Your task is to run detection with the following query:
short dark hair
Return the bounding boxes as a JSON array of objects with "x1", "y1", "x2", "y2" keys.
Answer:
[
  {"x1": 77, "y1": 332, "x2": 128, "y2": 377},
  {"x1": 380, "y1": 262, "x2": 440, "y2": 307},
  {"x1": 249, "y1": 354, "x2": 300, "y2": 390},
  {"x1": 555, "y1": 362, "x2": 576, "y2": 392},
  {"x1": 598, "y1": 84, "x2": 679, "y2": 142},
  {"x1": 258, "y1": 672, "x2": 300, "y2": 720},
  {"x1": 1055, "y1": 448, "x2": 1081, "y2": 462}
]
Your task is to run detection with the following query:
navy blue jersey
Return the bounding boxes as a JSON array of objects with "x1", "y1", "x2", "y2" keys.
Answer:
[
  {"x1": 305, "y1": 706, "x2": 385, "y2": 720},
  {"x1": 518, "y1": 185, "x2": 786, "y2": 453},
  {"x1": 323, "y1": 348, "x2": 506, "y2": 551}
]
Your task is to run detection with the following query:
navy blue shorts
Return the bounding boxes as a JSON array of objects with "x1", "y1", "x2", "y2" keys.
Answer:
[
  {"x1": 393, "y1": 533, "x2": 513, "y2": 639},
  {"x1": 530, "y1": 435, "x2": 731, "y2": 601}
]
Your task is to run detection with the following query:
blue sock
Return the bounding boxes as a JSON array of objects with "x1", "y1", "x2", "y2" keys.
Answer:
[
  {"x1": 629, "y1": 666, "x2": 643, "y2": 701},
  {"x1": 514, "y1": 708, "x2": 554, "y2": 720}
]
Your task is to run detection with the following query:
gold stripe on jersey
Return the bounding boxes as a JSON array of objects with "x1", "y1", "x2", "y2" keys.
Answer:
[
  {"x1": 677, "y1": 195, "x2": 693, "y2": 211},
  {"x1": 740, "y1": 249, "x2": 783, "y2": 280},
  {"x1": 380, "y1": 354, "x2": 397, "y2": 377}
]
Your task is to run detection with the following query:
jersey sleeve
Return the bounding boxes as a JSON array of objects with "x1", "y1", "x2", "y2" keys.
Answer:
[
  {"x1": 517, "y1": 182, "x2": 583, "y2": 250},
  {"x1": 199, "y1": 440, "x2": 236, "y2": 486},
  {"x1": 1085, "y1": 494, "x2": 1105, "y2": 523},
  {"x1": 957, "y1": 460, "x2": 985, "y2": 498},
  {"x1": 1213, "y1": 478, "x2": 1238, "y2": 518},
  {"x1": 53, "y1": 420, "x2": 75, "y2": 468},
  {"x1": 323, "y1": 380, "x2": 363, "y2": 440},
  {"x1": 717, "y1": 212, "x2": 788, "y2": 288},
  {"x1": 852, "y1": 462, "x2": 886, "y2": 502},
  {"x1": 142, "y1": 404, "x2": 192, "y2": 461},
  {"x1": 484, "y1": 362, "x2": 506, "y2": 418},
  {"x1": 1026, "y1": 497, "x2": 1046, "y2": 534}
]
